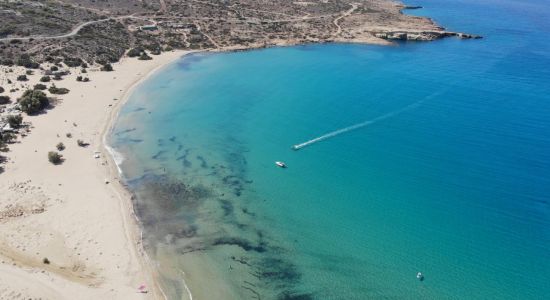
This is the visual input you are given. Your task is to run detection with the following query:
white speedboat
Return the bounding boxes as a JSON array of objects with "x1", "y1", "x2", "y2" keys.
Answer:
[
  {"x1": 416, "y1": 272, "x2": 424, "y2": 281},
  {"x1": 275, "y1": 161, "x2": 287, "y2": 168}
]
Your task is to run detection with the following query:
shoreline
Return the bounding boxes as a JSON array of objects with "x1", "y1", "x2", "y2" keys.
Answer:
[
  {"x1": 99, "y1": 50, "x2": 196, "y2": 300},
  {"x1": 0, "y1": 49, "x2": 189, "y2": 299}
]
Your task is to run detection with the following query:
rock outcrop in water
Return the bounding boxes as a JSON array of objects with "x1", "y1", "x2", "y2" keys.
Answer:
[
  {"x1": 373, "y1": 30, "x2": 482, "y2": 41},
  {"x1": 403, "y1": 5, "x2": 423, "y2": 10}
]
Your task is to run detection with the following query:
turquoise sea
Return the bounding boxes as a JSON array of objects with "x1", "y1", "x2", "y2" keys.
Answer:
[{"x1": 110, "y1": 0, "x2": 550, "y2": 299}]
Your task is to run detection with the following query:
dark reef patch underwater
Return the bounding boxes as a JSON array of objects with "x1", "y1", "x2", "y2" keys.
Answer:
[{"x1": 125, "y1": 151, "x2": 308, "y2": 299}]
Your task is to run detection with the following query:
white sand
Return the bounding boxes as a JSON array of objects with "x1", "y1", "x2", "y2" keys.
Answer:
[{"x1": 0, "y1": 50, "x2": 188, "y2": 299}]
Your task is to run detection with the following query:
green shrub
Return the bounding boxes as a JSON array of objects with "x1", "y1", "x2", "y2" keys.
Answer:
[
  {"x1": 150, "y1": 48, "x2": 162, "y2": 55},
  {"x1": 63, "y1": 57, "x2": 83, "y2": 67},
  {"x1": 0, "y1": 140, "x2": 8, "y2": 152},
  {"x1": 0, "y1": 134, "x2": 8, "y2": 150},
  {"x1": 16, "y1": 54, "x2": 39, "y2": 69},
  {"x1": 127, "y1": 47, "x2": 143, "y2": 58},
  {"x1": 18, "y1": 90, "x2": 49, "y2": 115},
  {"x1": 48, "y1": 85, "x2": 70, "y2": 95},
  {"x1": 101, "y1": 63, "x2": 113, "y2": 72},
  {"x1": 56, "y1": 142, "x2": 65, "y2": 151},
  {"x1": 0, "y1": 86, "x2": 4, "y2": 94},
  {"x1": 40, "y1": 75, "x2": 51, "y2": 82},
  {"x1": 16, "y1": 74, "x2": 28, "y2": 81},
  {"x1": 138, "y1": 53, "x2": 152, "y2": 61},
  {"x1": 7, "y1": 115, "x2": 22, "y2": 128},
  {"x1": 1, "y1": 132, "x2": 15, "y2": 144},
  {"x1": 77, "y1": 139, "x2": 89, "y2": 147},
  {"x1": 0, "y1": 58, "x2": 14, "y2": 66},
  {"x1": 76, "y1": 76, "x2": 83, "y2": 82},
  {"x1": 0, "y1": 95, "x2": 9, "y2": 105},
  {"x1": 48, "y1": 151, "x2": 63, "y2": 164},
  {"x1": 34, "y1": 83, "x2": 47, "y2": 90}
]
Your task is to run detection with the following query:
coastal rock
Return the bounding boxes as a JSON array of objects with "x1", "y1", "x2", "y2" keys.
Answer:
[
  {"x1": 397, "y1": 5, "x2": 423, "y2": 10},
  {"x1": 453, "y1": 32, "x2": 483, "y2": 39},
  {"x1": 372, "y1": 30, "x2": 481, "y2": 41}
]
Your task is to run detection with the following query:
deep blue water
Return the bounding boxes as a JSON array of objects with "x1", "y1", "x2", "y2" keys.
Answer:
[{"x1": 110, "y1": 0, "x2": 550, "y2": 298}]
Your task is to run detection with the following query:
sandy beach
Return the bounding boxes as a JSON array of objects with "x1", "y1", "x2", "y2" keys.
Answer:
[{"x1": 0, "y1": 50, "x2": 188, "y2": 299}]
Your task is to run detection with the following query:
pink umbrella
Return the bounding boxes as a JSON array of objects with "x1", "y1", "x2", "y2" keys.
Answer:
[{"x1": 138, "y1": 284, "x2": 148, "y2": 293}]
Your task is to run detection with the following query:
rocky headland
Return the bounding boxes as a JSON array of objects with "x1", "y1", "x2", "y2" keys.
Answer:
[{"x1": 0, "y1": 0, "x2": 480, "y2": 67}]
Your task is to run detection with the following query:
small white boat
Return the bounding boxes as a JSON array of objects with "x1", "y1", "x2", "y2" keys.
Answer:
[
  {"x1": 275, "y1": 161, "x2": 287, "y2": 168},
  {"x1": 416, "y1": 272, "x2": 424, "y2": 281}
]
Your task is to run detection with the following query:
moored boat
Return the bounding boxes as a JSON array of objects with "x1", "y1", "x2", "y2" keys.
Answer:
[{"x1": 275, "y1": 161, "x2": 287, "y2": 168}]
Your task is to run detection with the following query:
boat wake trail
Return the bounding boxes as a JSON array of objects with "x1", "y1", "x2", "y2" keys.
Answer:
[{"x1": 292, "y1": 91, "x2": 444, "y2": 150}]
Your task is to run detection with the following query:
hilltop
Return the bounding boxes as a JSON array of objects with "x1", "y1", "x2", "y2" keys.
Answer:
[{"x1": 0, "y1": 0, "x2": 480, "y2": 67}]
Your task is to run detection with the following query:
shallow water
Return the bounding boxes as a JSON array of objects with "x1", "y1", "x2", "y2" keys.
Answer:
[{"x1": 110, "y1": 0, "x2": 550, "y2": 298}]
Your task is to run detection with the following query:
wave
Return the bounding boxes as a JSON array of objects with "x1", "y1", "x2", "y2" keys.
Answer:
[
  {"x1": 292, "y1": 89, "x2": 446, "y2": 150},
  {"x1": 103, "y1": 142, "x2": 125, "y2": 175}
]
